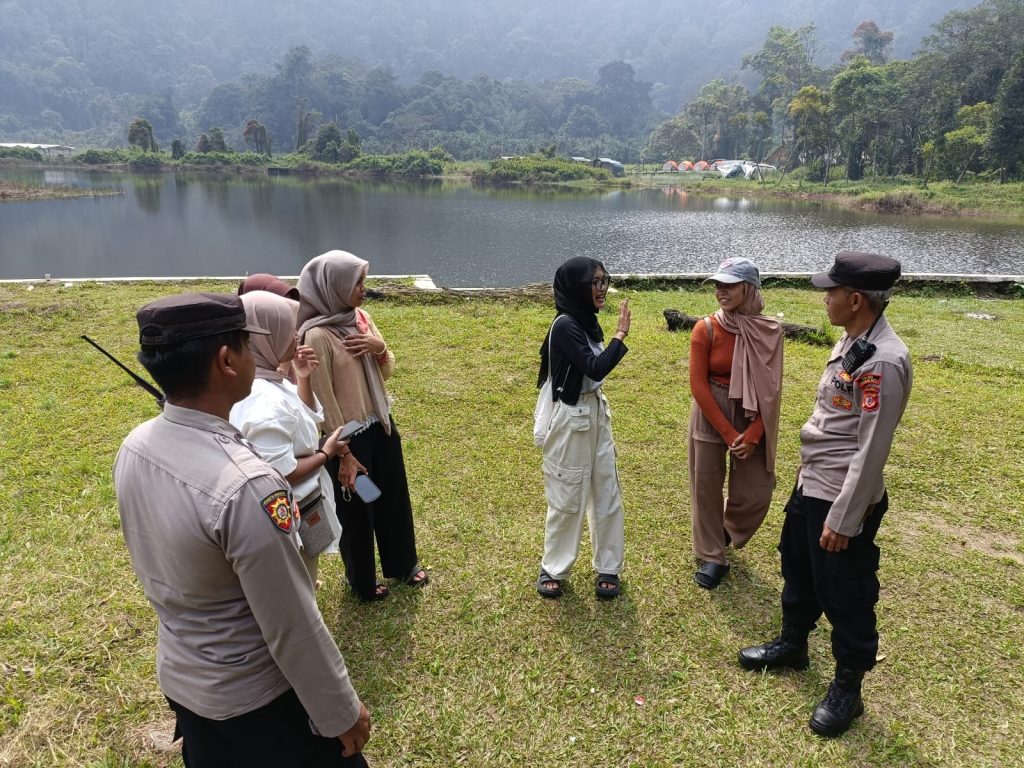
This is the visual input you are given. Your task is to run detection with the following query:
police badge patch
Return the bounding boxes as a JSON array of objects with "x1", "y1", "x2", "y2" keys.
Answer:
[
  {"x1": 832, "y1": 394, "x2": 853, "y2": 411},
  {"x1": 856, "y1": 373, "x2": 882, "y2": 413},
  {"x1": 262, "y1": 490, "x2": 295, "y2": 534}
]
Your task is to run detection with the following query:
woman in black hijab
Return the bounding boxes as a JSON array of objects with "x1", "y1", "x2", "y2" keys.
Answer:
[{"x1": 535, "y1": 257, "x2": 632, "y2": 599}]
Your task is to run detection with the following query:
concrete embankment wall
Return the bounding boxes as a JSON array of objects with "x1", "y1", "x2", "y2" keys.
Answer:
[{"x1": 1, "y1": 272, "x2": 1021, "y2": 294}]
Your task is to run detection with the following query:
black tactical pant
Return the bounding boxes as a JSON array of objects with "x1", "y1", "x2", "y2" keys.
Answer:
[
  {"x1": 779, "y1": 486, "x2": 887, "y2": 671},
  {"x1": 168, "y1": 688, "x2": 369, "y2": 768}
]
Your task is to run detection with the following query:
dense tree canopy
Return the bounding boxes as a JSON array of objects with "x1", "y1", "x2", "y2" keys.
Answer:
[
  {"x1": 0, "y1": 0, "x2": 974, "y2": 146},
  {"x1": 1, "y1": 0, "x2": 1022, "y2": 179},
  {"x1": 642, "y1": 1, "x2": 1024, "y2": 181}
]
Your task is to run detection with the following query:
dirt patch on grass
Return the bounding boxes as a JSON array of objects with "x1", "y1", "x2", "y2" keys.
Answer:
[
  {"x1": 900, "y1": 512, "x2": 1024, "y2": 566},
  {"x1": 125, "y1": 716, "x2": 180, "y2": 763}
]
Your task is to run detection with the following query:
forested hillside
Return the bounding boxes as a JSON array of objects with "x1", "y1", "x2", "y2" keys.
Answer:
[{"x1": 0, "y1": 0, "x2": 971, "y2": 142}]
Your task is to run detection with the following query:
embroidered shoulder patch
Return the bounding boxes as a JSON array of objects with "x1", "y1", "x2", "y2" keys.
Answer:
[
  {"x1": 262, "y1": 490, "x2": 295, "y2": 534},
  {"x1": 856, "y1": 372, "x2": 882, "y2": 412},
  {"x1": 832, "y1": 394, "x2": 853, "y2": 411}
]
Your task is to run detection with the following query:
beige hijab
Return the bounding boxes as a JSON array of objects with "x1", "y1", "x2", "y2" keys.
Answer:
[
  {"x1": 296, "y1": 250, "x2": 391, "y2": 432},
  {"x1": 714, "y1": 284, "x2": 784, "y2": 472},
  {"x1": 241, "y1": 291, "x2": 298, "y2": 383}
]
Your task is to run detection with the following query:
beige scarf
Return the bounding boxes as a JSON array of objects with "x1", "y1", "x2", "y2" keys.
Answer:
[
  {"x1": 714, "y1": 285, "x2": 784, "y2": 472},
  {"x1": 241, "y1": 291, "x2": 298, "y2": 382},
  {"x1": 296, "y1": 250, "x2": 392, "y2": 433}
]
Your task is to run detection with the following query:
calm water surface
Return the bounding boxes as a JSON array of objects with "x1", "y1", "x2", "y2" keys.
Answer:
[{"x1": 1, "y1": 170, "x2": 1021, "y2": 286}]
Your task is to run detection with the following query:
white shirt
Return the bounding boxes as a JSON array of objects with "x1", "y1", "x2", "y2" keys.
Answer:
[{"x1": 230, "y1": 378, "x2": 327, "y2": 503}]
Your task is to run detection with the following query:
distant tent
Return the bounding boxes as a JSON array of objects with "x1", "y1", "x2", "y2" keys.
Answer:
[
  {"x1": 680, "y1": 160, "x2": 694, "y2": 171},
  {"x1": 694, "y1": 160, "x2": 710, "y2": 171},
  {"x1": 662, "y1": 160, "x2": 678, "y2": 172}
]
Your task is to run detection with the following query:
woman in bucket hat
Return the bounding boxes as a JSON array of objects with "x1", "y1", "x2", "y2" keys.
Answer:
[{"x1": 687, "y1": 257, "x2": 783, "y2": 589}]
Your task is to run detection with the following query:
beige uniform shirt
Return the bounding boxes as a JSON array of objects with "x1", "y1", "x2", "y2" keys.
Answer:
[
  {"x1": 114, "y1": 403, "x2": 361, "y2": 737},
  {"x1": 799, "y1": 315, "x2": 913, "y2": 537}
]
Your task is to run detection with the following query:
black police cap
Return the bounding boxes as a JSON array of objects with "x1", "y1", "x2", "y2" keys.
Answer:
[
  {"x1": 137, "y1": 292, "x2": 270, "y2": 346},
  {"x1": 810, "y1": 251, "x2": 901, "y2": 291}
]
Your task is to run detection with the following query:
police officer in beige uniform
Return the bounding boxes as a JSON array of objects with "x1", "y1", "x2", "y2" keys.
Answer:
[
  {"x1": 738, "y1": 252, "x2": 912, "y2": 738},
  {"x1": 114, "y1": 293, "x2": 372, "y2": 766}
]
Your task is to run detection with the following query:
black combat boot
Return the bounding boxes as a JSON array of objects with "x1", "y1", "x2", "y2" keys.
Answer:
[
  {"x1": 809, "y1": 666, "x2": 865, "y2": 737},
  {"x1": 737, "y1": 625, "x2": 809, "y2": 671}
]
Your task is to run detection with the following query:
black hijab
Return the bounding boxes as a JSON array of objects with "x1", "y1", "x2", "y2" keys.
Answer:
[{"x1": 537, "y1": 256, "x2": 605, "y2": 385}]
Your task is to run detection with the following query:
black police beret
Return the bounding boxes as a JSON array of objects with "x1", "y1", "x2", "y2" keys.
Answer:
[
  {"x1": 137, "y1": 292, "x2": 270, "y2": 346},
  {"x1": 810, "y1": 251, "x2": 901, "y2": 291}
]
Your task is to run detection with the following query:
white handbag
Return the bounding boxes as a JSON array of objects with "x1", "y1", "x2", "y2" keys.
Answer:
[{"x1": 533, "y1": 316, "x2": 570, "y2": 447}]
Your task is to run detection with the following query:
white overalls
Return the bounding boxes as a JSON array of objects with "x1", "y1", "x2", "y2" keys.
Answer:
[{"x1": 540, "y1": 340, "x2": 625, "y2": 581}]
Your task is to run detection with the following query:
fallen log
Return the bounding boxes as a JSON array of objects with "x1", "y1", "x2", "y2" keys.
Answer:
[{"x1": 663, "y1": 309, "x2": 831, "y2": 346}]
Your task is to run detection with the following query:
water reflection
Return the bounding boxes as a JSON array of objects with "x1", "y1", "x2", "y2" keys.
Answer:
[
  {"x1": 134, "y1": 177, "x2": 162, "y2": 214},
  {"x1": 0, "y1": 169, "x2": 1021, "y2": 285}
]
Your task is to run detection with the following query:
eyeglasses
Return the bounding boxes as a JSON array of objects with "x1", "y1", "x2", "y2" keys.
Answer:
[{"x1": 591, "y1": 276, "x2": 611, "y2": 289}]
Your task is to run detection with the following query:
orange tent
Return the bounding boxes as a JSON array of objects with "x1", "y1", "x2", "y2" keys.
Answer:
[
  {"x1": 662, "y1": 160, "x2": 679, "y2": 171},
  {"x1": 694, "y1": 160, "x2": 710, "y2": 170},
  {"x1": 680, "y1": 160, "x2": 694, "y2": 171}
]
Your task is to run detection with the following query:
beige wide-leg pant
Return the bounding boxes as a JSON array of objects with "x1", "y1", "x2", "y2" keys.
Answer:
[
  {"x1": 689, "y1": 381, "x2": 775, "y2": 566},
  {"x1": 540, "y1": 390, "x2": 625, "y2": 581}
]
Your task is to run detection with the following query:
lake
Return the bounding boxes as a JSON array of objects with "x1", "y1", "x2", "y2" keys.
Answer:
[{"x1": 1, "y1": 169, "x2": 1021, "y2": 286}]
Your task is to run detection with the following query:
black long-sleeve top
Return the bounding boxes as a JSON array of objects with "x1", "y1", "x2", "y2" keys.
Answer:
[{"x1": 548, "y1": 315, "x2": 628, "y2": 405}]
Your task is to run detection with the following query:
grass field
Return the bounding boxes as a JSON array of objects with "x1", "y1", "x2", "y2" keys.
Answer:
[{"x1": 1, "y1": 279, "x2": 1022, "y2": 767}]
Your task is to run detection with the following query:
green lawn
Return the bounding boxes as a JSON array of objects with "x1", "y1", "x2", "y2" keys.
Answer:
[{"x1": 1, "y1": 280, "x2": 1022, "y2": 767}]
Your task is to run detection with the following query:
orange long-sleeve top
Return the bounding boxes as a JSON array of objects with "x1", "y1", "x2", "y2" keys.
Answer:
[{"x1": 689, "y1": 315, "x2": 764, "y2": 446}]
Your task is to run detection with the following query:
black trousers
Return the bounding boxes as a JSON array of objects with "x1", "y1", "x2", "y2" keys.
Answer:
[
  {"x1": 779, "y1": 486, "x2": 887, "y2": 671},
  {"x1": 167, "y1": 688, "x2": 369, "y2": 768},
  {"x1": 330, "y1": 418, "x2": 419, "y2": 600}
]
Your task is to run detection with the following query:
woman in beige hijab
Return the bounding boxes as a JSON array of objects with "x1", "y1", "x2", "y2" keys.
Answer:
[
  {"x1": 229, "y1": 290, "x2": 358, "y2": 585},
  {"x1": 688, "y1": 257, "x2": 783, "y2": 589},
  {"x1": 298, "y1": 250, "x2": 427, "y2": 602}
]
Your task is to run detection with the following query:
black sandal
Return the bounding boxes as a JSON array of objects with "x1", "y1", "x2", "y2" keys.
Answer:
[
  {"x1": 351, "y1": 581, "x2": 390, "y2": 602},
  {"x1": 537, "y1": 569, "x2": 563, "y2": 599},
  {"x1": 595, "y1": 573, "x2": 621, "y2": 599},
  {"x1": 405, "y1": 564, "x2": 430, "y2": 588}
]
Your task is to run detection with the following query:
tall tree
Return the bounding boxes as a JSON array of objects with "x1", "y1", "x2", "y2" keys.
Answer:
[
  {"x1": 596, "y1": 61, "x2": 653, "y2": 137},
  {"x1": 830, "y1": 57, "x2": 897, "y2": 180},
  {"x1": 988, "y1": 50, "x2": 1024, "y2": 179},
  {"x1": 788, "y1": 86, "x2": 833, "y2": 179},
  {"x1": 313, "y1": 121, "x2": 343, "y2": 161},
  {"x1": 127, "y1": 117, "x2": 157, "y2": 152},
  {"x1": 920, "y1": 0, "x2": 1024, "y2": 107},
  {"x1": 842, "y1": 21, "x2": 894, "y2": 65},
  {"x1": 742, "y1": 25, "x2": 820, "y2": 116},
  {"x1": 940, "y1": 103, "x2": 992, "y2": 183},
  {"x1": 243, "y1": 119, "x2": 271, "y2": 155},
  {"x1": 295, "y1": 96, "x2": 321, "y2": 151},
  {"x1": 206, "y1": 126, "x2": 228, "y2": 152},
  {"x1": 277, "y1": 45, "x2": 313, "y2": 100},
  {"x1": 645, "y1": 115, "x2": 698, "y2": 160},
  {"x1": 742, "y1": 24, "x2": 821, "y2": 156}
]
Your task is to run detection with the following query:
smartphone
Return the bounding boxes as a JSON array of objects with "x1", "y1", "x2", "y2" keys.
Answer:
[
  {"x1": 354, "y1": 473, "x2": 381, "y2": 503},
  {"x1": 337, "y1": 420, "x2": 365, "y2": 441}
]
